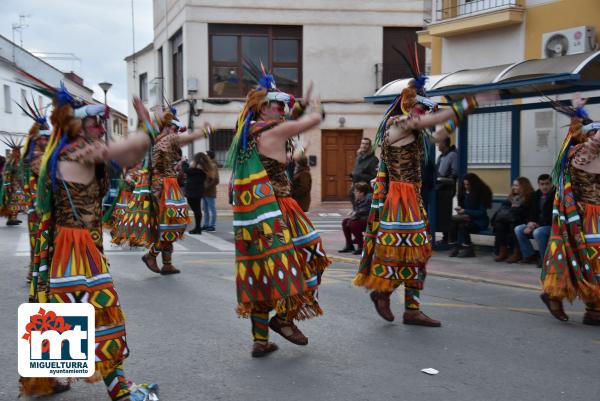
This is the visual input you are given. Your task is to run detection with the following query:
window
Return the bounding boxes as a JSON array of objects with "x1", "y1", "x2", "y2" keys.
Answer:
[
  {"x1": 157, "y1": 47, "x2": 163, "y2": 78},
  {"x1": 209, "y1": 24, "x2": 302, "y2": 98},
  {"x1": 467, "y1": 110, "x2": 511, "y2": 166},
  {"x1": 20, "y1": 89, "x2": 27, "y2": 114},
  {"x1": 171, "y1": 30, "x2": 184, "y2": 101},
  {"x1": 381, "y1": 28, "x2": 425, "y2": 87},
  {"x1": 4, "y1": 85, "x2": 11, "y2": 113},
  {"x1": 209, "y1": 129, "x2": 236, "y2": 167},
  {"x1": 139, "y1": 73, "x2": 148, "y2": 103}
]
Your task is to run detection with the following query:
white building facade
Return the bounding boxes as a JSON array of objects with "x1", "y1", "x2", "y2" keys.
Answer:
[{"x1": 126, "y1": 0, "x2": 431, "y2": 207}]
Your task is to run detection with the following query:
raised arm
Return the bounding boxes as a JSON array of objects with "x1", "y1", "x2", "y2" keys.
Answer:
[{"x1": 177, "y1": 123, "x2": 212, "y2": 146}]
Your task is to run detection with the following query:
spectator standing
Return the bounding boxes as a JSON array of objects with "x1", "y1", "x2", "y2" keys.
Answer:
[
  {"x1": 291, "y1": 155, "x2": 312, "y2": 212},
  {"x1": 350, "y1": 137, "x2": 378, "y2": 202},
  {"x1": 435, "y1": 137, "x2": 458, "y2": 244},
  {"x1": 339, "y1": 182, "x2": 372, "y2": 255},
  {"x1": 184, "y1": 153, "x2": 207, "y2": 234},
  {"x1": 493, "y1": 176, "x2": 534, "y2": 263},
  {"x1": 449, "y1": 173, "x2": 493, "y2": 257},
  {"x1": 202, "y1": 150, "x2": 220, "y2": 232},
  {"x1": 514, "y1": 174, "x2": 555, "y2": 267}
]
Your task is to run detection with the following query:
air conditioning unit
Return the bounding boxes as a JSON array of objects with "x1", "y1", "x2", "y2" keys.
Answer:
[{"x1": 541, "y1": 26, "x2": 597, "y2": 58}]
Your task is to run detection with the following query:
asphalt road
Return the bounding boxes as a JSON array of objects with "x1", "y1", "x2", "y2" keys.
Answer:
[{"x1": 1, "y1": 219, "x2": 599, "y2": 401}]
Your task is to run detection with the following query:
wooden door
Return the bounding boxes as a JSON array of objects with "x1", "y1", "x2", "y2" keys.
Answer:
[{"x1": 321, "y1": 130, "x2": 363, "y2": 201}]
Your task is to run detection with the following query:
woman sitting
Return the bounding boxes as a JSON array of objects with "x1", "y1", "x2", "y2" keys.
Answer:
[
  {"x1": 339, "y1": 181, "x2": 372, "y2": 255},
  {"x1": 449, "y1": 173, "x2": 493, "y2": 257},
  {"x1": 493, "y1": 176, "x2": 533, "y2": 263}
]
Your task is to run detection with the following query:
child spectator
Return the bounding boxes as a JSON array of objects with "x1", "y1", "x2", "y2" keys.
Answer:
[{"x1": 339, "y1": 181, "x2": 372, "y2": 255}]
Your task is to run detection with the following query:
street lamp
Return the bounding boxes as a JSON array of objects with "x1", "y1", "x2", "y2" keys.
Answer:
[{"x1": 98, "y1": 81, "x2": 112, "y2": 141}]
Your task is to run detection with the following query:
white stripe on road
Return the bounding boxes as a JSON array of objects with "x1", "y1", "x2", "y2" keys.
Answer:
[{"x1": 185, "y1": 232, "x2": 235, "y2": 251}]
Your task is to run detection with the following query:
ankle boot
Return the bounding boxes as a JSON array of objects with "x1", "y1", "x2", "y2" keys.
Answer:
[
  {"x1": 495, "y1": 246, "x2": 508, "y2": 262},
  {"x1": 369, "y1": 291, "x2": 395, "y2": 322},
  {"x1": 507, "y1": 248, "x2": 522, "y2": 264},
  {"x1": 458, "y1": 245, "x2": 475, "y2": 258}
]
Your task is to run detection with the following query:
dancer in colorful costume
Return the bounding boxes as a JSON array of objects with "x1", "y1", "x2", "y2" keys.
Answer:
[
  {"x1": 0, "y1": 135, "x2": 26, "y2": 225},
  {"x1": 540, "y1": 94, "x2": 600, "y2": 325},
  {"x1": 228, "y1": 63, "x2": 329, "y2": 357},
  {"x1": 104, "y1": 165, "x2": 140, "y2": 242},
  {"x1": 17, "y1": 97, "x2": 51, "y2": 281},
  {"x1": 117, "y1": 104, "x2": 210, "y2": 274},
  {"x1": 353, "y1": 52, "x2": 495, "y2": 326},
  {"x1": 21, "y1": 86, "x2": 158, "y2": 401}
]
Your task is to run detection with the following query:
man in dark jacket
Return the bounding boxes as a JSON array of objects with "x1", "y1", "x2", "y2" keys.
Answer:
[
  {"x1": 514, "y1": 174, "x2": 555, "y2": 266},
  {"x1": 350, "y1": 138, "x2": 378, "y2": 202},
  {"x1": 435, "y1": 137, "x2": 458, "y2": 244},
  {"x1": 183, "y1": 153, "x2": 207, "y2": 234}
]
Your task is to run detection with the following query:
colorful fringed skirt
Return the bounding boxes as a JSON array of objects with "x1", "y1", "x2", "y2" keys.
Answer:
[
  {"x1": 354, "y1": 180, "x2": 431, "y2": 292},
  {"x1": 543, "y1": 202, "x2": 600, "y2": 303},
  {"x1": 26, "y1": 176, "x2": 40, "y2": 269},
  {"x1": 115, "y1": 170, "x2": 158, "y2": 247},
  {"x1": 155, "y1": 177, "x2": 189, "y2": 243},
  {"x1": 106, "y1": 188, "x2": 132, "y2": 242},
  {"x1": 20, "y1": 226, "x2": 129, "y2": 395}
]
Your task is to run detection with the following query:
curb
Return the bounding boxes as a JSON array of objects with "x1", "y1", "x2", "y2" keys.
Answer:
[{"x1": 328, "y1": 255, "x2": 540, "y2": 292}]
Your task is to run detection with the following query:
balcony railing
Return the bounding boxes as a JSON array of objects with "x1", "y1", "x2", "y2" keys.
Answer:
[{"x1": 435, "y1": 0, "x2": 519, "y2": 22}]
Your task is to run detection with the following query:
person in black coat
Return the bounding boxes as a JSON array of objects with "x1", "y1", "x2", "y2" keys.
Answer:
[
  {"x1": 514, "y1": 174, "x2": 555, "y2": 266},
  {"x1": 184, "y1": 152, "x2": 207, "y2": 234}
]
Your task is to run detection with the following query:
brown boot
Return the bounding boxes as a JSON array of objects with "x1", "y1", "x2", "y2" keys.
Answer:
[
  {"x1": 369, "y1": 291, "x2": 395, "y2": 322},
  {"x1": 494, "y1": 246, "x2": 508, "y2": 262},
  {"x1": 268, "y1": 316, "x2": 308, "y2": 345},
  {"x1": 141, "y1": 254, "x2": 161, "y2": 273},
  {"x1": 251, "y1": 341, "x2": 279, "y2": 357},
  {"x1": 160, "y1": 264, "x2": 181, "y2": 275},
  {"x1": 403, "y1": 310, "x2": 442, "y2": 327},
  {"x1": 506, "y1": 248, "x2": 522, "y2": 264},
  {"x1": 540, "y1": 293, "x2": 568, "y2": 321},
  {"x1": 583, "y1": 309, "x2": 600, "y2": 326}
]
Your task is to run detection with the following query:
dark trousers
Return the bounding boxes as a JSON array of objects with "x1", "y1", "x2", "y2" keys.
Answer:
[
  {"x1": 342, "y1": 218, "x2": 367, "y2": 248},
  {"x1": 187, "y1": 197, "x2": 202, "y2": 230},
  {"x1": 493, "y1": 220, "x2": 517, "y2": 250},
  {"x1": 449, "y1": 216, "x2": 479, "y2": 246},
  {"x1": 435, "y1": 186, "x2": 455, "y2": 237}
]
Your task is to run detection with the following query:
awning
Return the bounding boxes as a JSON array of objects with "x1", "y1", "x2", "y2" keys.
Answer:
[{"x1": 366, "y1": 51, "x2": 600, "y2": 103}]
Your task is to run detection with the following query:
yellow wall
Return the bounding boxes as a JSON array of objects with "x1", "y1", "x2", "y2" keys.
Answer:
[
  {"x1": 467, "y1": 168, "x2": 511, "y2": 196},
  {"x1": 525, "y1": 0, "x2": 600, "y2": 59},
  {"x1": 430, "y1": 37, "x2": 443, "y2": 74}
]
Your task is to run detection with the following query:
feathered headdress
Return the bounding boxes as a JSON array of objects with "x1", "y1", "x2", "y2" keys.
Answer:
[
  {"x1": 16, "y1": 94, "x2": 51, "y2": 165},
  {"x1": 225, "y1": 59, "x2": 294, "y2": 170},
  {"x1": 0, "y1": 133, "x2": 24, "y2": 153}
]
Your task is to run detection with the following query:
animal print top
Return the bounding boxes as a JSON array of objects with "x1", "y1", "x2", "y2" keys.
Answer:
[
  {"x1": 382, "y1": 115, "x2": 423, "y2": 184},
  {"x1": 54, "y1": 136, "x2": 107, "y2": 249},
  {"x1": 151, "y1": 133, "x2": 180, "y2": 179},
  {"x1": 571, "y1": 136, "x2": 600, "y2": 205},
  {"x1": 259, "y1": 155, "x2": 292, "y2": 198}
]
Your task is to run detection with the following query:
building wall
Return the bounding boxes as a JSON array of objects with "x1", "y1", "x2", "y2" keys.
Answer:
[
  {"x1": 441, "y1": 24, "x2": 525, "y2": 72},
  {"x1": 126, "y1": 47, "x2": 156, "y2": 132},
  {"x1": 141, "y1": 0, "x2": 429, "y2": 206}
]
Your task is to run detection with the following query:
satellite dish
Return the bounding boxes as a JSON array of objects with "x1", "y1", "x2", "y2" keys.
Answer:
[{"x1": 544, "y1": 33, "x2": 569, "y2": 58}]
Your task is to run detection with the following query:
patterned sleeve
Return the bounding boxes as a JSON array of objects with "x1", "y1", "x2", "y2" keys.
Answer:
[{"x1": 573, "y1": 136, "x2": 600, "y2": 166}]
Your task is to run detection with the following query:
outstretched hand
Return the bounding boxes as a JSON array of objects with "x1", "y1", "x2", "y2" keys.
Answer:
[
  {"x1": 133, "y1": 97, "x2": 150, "y2": 123},
  {"x1": 572, "y1": 92, "x2": 587, "y2": 109},
  {"x1": 305, "y1": 81, "x2": 314, "y2": 104}
]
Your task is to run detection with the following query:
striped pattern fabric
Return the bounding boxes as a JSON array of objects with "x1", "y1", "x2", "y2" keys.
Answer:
[
  {"x1": 233, "y1": 149, "x2": 320, "y2": 319},
  {"x1": 542, "y1": 167, "x2": 600, "y2": 303},
  {"x1": 114, "y1": 170, "x2": 159, "y2": 247},
  {"x1": 354, "y1": 164, "x2": 431, "y2": 292},
  {"x1": 157, "y1": 177, "x2": 189, "y2": 243}
]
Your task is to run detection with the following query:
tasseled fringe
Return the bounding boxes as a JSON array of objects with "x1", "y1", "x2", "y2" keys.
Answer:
[
  {"x1": 19, "y1": 377, "x2": 61, "y2": 397},
  {"x1": 237, "y1": 293, "x2": 324, "y2": 321},
  {"x1": 577, "y1": 281, "x2": 600, "y2": 304},
  {"x1": 542, "y1": 274, "x2": 578, "y2": 303},
  {"x1": 307, "y1": 256, "x2": 331, "y2": 276},
  {"x1": 353, "y1": 273, "x2": 398, "y2": 292},
  {"x1": 374, "y1": 243, "x2": 432, "y2": 265},
  {"x1": 96, "y1": 305, "x2": 126, "y2": 327}
]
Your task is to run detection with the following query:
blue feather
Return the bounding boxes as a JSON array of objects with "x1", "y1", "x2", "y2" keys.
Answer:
[
  {"x1": 35, "y1": 116, "x2": 47, "y2": 125},
  {"x1": 575, "y1": 106, "x2": 589, "y2": 119},
  {"x1": 170, "y1": 106, "x2": 177, "y2": 116},
  {"x1": 49, "y1": 134, "x2": 69, "y2": 190},
  {"x1": 258, "y1": 74, "x2": 275, "y2": 90},
  {"x1": 241, "y1": 112, "x2": 253, "y2": 151},
  {"x1": 414, "y1": 75, "x2": 428, "y2": 90},
  {"x1": 56, "y1": 82, "x2": 74, "y2": 107},
  {"x1": 27, "y1": 139, "x2": 36, "y2": 162}
]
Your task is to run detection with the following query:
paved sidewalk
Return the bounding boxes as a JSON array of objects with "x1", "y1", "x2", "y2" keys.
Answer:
[{"x1": 320, "y1": 225, "x2": 541, "y2": 292}]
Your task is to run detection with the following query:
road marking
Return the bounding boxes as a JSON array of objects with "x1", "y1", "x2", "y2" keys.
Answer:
[{"x1": 184, "y1": 232, "x2": 235, "y2": 251}]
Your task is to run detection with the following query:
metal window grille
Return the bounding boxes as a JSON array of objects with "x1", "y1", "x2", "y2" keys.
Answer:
[
  {"x1": 209, "y1": 129, "x2": 236, "y2": 167},
  {"x1": 467, "y1": 110, "x2": 511, "y2": 166}
]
